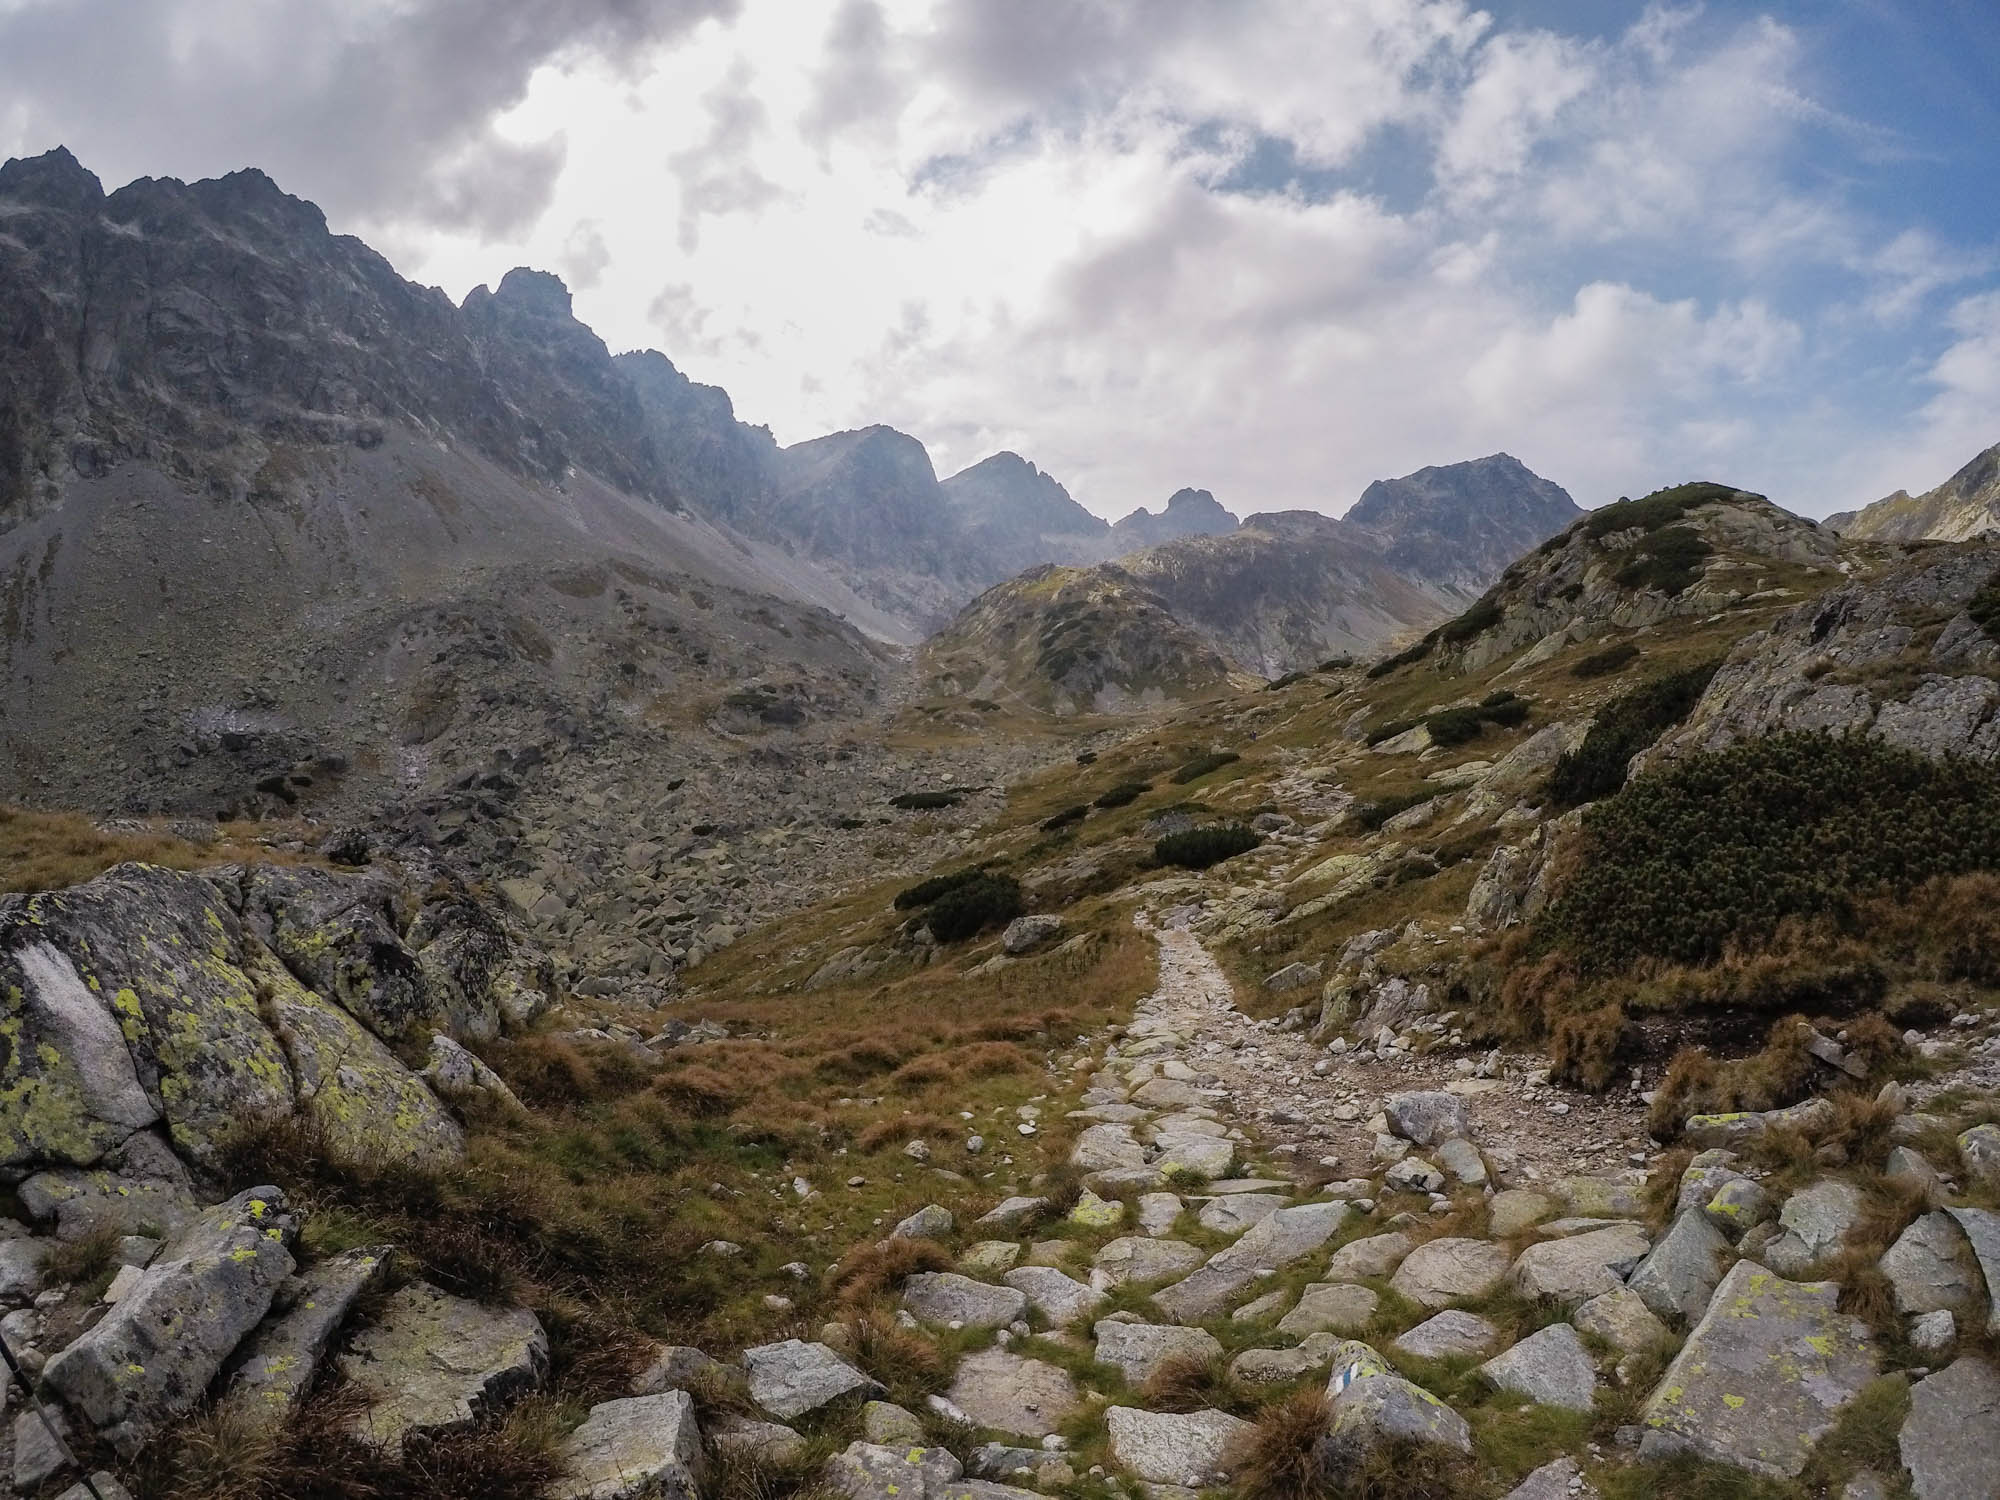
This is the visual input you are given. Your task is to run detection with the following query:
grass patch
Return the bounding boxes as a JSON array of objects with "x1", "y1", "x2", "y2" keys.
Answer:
[
  {"x1": 1570, "y1": 641, "x2": 1640, "y2": 678},
  {"x1": 0, "y1": 805, "x2": 304, "y2": 894},
  {"x1": 1579, "y1": 481, "x2": 1748, "y2": 540}
]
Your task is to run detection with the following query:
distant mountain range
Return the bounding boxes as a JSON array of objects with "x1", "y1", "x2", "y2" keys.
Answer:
[{"x1": 1829, "y1": 441, "x2": 2000, "y2": 543}]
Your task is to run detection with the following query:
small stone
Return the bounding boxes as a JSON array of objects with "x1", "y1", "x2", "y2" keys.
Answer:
[
  {"x1": 862, "y1": 1401, "x2": 927, "y2": 1445},
  {"x1": 891, "y1": 1205, "x2": 954, "y2": 1240}
]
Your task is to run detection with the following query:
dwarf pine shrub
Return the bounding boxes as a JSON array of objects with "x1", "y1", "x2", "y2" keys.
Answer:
[
  {"x1": 1545, "y1": 656, "x2": 1722, "y2": 806},
  {"x1": 924, "y1": 874, "x2": 1025, "y2": 942},
  {"x1": 1155, "y1": 824, "x2": 1263, "y2": 869}
]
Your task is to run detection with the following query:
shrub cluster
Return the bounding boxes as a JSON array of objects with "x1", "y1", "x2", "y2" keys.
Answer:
[
  {"x1": 1570, "y1": 640, "x2": 1640, "y2": 678},
  {"x1": 1039, "y1": 805, "x2": 1087, "y2": 832},
  {"x1": 1094, "y1": 780, "x2": 1150, "y2": 809},
  {"x1": 1540, "y1": 731, "x2": 2000, "y2": 973},
  {"x1": 1579, "y1": 480, "x2": 1744, "y2": 539},
  {"x1": 1350, "y1": 790, "x2": 1437, "y2": 831},
  {"x1": 1369, "y1": 692, "x2": 1529, "y2": 751},
  {"x1": 924, "y1": 873, "x2": 1025, "y2": 942},
  {"x1": 1437, "y1": 594, "x2": 1502, "y2": 645},
  {"x1": 1969, "y1": 566, "x2": 2000, "y2": 643},
  {"x1": 893, "y1": 866, "x2": 987, "y2": 910},
  {"x1": 1545, "y1": 657, "x2": 1721, "y2": 806},
  {"x1": 1365, "y1": 632, "x2": 1438, "y2": 678},
  {"x1": 890, "y1": 789, "x2": 963, "y2": 810},
  {"x1": 1171, "y1": 750, "x2": 1241, "y2": 784},
  {"x1": 1155, "y1": 824, "x2": 1263, "y2": 869},
  {"x1": 1613, "y1": 523, "x2": 1713, "y2": 597}
]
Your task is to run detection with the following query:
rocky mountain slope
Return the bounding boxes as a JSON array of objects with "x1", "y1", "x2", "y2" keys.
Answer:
[
  {"x1": 940, "y1": 452, "x2": 1112, "y2": 578},
  {"x1": 1109, "y1": 487, "x2": 1239, "y2": 549},
  {"x1": 1344, "y1": 453, "x2": 1582, "y2": 597},
  {"x1": 1830, "y1": 439, "x2": 2000, "y2": 542}
]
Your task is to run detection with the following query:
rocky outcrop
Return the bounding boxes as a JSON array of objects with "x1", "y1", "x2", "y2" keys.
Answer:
[
  {"x1": 1834, "y1": 442, "x2": 2000, "y2": 543},
  {"x1": 1109, "y1": 488, "x2": 1238, "y2": 550}
]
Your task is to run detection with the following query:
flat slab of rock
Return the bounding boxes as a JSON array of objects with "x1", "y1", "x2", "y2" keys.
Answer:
[
  {"x1": 1639, "y1": 1261, "x2": 1879, "y2": 1478},
  {"x1": 1509, "y1": 1224, "x2": 1650, "y2": 1305},
  {"x1": 1071, "y1": 1124, "x2": 1147, "y2": 1172},
  {"x1": 1197, "y1": 1194, "x2": 1286, "y2": 1235},
  {"x1": 1765, "y1": 1180, "x2": 1863, "y2": 1276},
  {"x1": 1154, "y1": 1135, "x2": 1235, "y2": 1179},
  {"x1": 901, "y1": 1272, "x2": 1028, "y2": 1329},
  {"x1": 1153, "y1": 1201, "x2": 1351, "y2": 1323},
  {"x1": 551, "y1": 1391, "x2": 699, "y2": 1500},
  {"x1": 1390, "y1": 1237, "x2": 1510, "y2": 1311},
  {"x1": 1131, "y1": 1078, "x2": 1203, "y2": 1111},
  {"x1": 1277, "y1": 1283, "x2": 1378, "y2": 1337},
  {"x1": 339, "y1": 1281, "x2": 549, "y2": 1457},
  {"x1": 1231, "y1": 1334, "x2": 1337, "y2": 1386},
  {"x1": 744, "y1": 1340, "x2": 883, "y2": 1420},
  {"x1": 1003, "y1": 1266, "x2": 1105, "y2": 1328},
  {"x1": 1137, "y1": 1193, "x2": 1184, "y2": 1237},
  {"x1": 43, "y1": 1186, "x2": 299, "y2": 1457},
  {"x1": 1104, "y1": 1406, "x2": 1253, "y2": 1487},
  {"x1": 1488, "y1": 1190, "x2": 1556, "y2": 1238},
  {"x1": 1503, "y1": 1457, "x2": 1599, "y2": 1500},
  {"x1": 1480, "y1": 1322, "x2": 1597, "y2": 1412},
  {"x1": 221, "y1": 1244, "x2": 393, "y2": 1431},
  {"x1": 826, "y1": 1440, "x2": 963, "y2": 1500},
  {"x1": 1206, "y1": 1178, "x2": 1292, "y2": 1194},
  {"x1": 960, "y1": 1242, "x2": 1024, "y2": 1277},
  {"x1": 1393, "y1": 1310, "x2": 1501, "y2": 1361},
  {"x1": 1550, "y1": 1176, "x2": 1647, "y2": 1219},
  {"x1": 976, "y1": 1197, "x2": 1049, "y2": 1231},
  {"x1": 1900, "y1": 1357, "x2": 2000, "y2": 1500},
  {"x1": 1093, "y1": 1237, "x2": 1206, "y2": 1286},
  {"x1": 710, "y1": 1415, "x2": 807, "y2": 1466},
  {"x1": 1093, "y1": 1321, "x2": 1223, "y2": 1385},
  {"x1": 1325, "y1": 1231, "x2": 1412, "y2": 1282},
  {"x1": 945, "y1": 1349, "x2": 1082, "y2": 1439}
]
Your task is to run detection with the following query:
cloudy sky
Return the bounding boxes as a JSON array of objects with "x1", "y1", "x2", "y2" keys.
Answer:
[{"x1": 2, "y1": 1, "x2": 1996, "y2": 521}]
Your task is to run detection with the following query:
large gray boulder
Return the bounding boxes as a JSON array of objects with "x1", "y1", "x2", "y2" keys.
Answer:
[
  {"x1": 1479, "y1": 1323, "x2": 1597, "y2": 1412},
  {"x1": 1640, "y1": 1261, "x2": 1879, "y2": 1477},
  {"x1": 1152, "y1": 1201, "x2": 1351, "y2": 1322},
  {"x1": 1069, "y1": 1124, "x2": 1147, "y2": 1172},
  {"x1": 744, "y1": 1340, "x2": 882, "y2": 1420},
  {"x1": 1628, "y1": 1212, "x2": 1730, "y2": 1324},
  {"x1": 42, "y1": 1186, "x2": 298, "y2": 1456},
  {"x1": 1277, "y1": 1283, "x2": 1379, "y2": 1337},
  {"x1": 1091, "y1": 1236, "x2": 1206, "y2": 1286},
  {"x1": 1947, "y1": 1208, "x2": 2000, "y2": 1335},
  {"x1": 1325, "y1": 1231, "x2": 1413, "y2": 1281},
  {"x1": 1900, "y1": 1357, "x2": 2000, "y2": 1500},
  {"x1": 551, "y1": 1391, "x2": 700, "y2": 1500},
  {"x1": 1881, "y1": 1212, "x2": 1983, "y2": 1317},
  {"x1": 944, "y1": 1349, "x2": 1082, "y2": 1439},
  {"x1": 338, "y1": 1281, "x2": 549, "y2": 1456},
  {"x1": 1092, "y1": 1321, "x2": 1223, "y2": 1385},
  {"x1": 221, "y1": 1245, "x2": 394, "y2": 1431},
  {"x1": 900, "y1": 1272, "x2": 1027, "y2": 1329},
  {"x1": 826, "y1": 1441, "x2": 964, "y2": 1500},
  {"x1": 1509, "y1": 1223, "x2": 1651, "y2": 1305},
  {"x1": 1231, "y1": 1334, "x2": 1339, "y2": 1386},
  {"x1": 1002, "y1": 1266, "x2": 1104, "y2": 1327},
  {"x1": 1393, "y1": 1310, "x2": 1501, "y2": 1361},
  {"x1": 1389, "y1": 1237, "x2": 1510, "y2": 1311},
  {"x1": 1572, "y1": 1287, "x2": 1670, "y2": 1355},
  {"x1": 1196, "y1": 1193, "x2": 1287, "y2": 1236},
  {"x1": 1319, "y1": 1341, "x2": 1471, "y2": 1457},
  {"x1": 1103, "y1": 1406, "x2": 1253, "y2": 1487},
  {"x1": 1765, "y1": 1179, "x2": 1864, "y2": 1275},
  {"x1": 1385, "y1": 1092, "x2": 1471, "y2": 1148}
]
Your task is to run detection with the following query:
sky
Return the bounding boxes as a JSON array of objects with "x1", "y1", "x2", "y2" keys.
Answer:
[{"x1": 1, "y1": 1, "x2": 1996, "y2": 523}]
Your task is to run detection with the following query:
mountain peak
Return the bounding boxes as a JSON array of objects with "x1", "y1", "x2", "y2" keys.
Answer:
[
  {"x1": 1345, "y1": 454, "x2": 1580, "y2": 595},
  {"x1": 0, "y1": 145, "x2": 104, "y2": 211},
  {"x1": 487, "y1": 267, "x2": 575, "y2": 319},
  {"x1": 1112, "y1": 487, "x2": 1238, "y2": 548}
]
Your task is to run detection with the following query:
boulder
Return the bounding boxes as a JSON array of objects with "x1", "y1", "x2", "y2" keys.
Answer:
[
  {"x1": 976, "y1": 1197, "x2": 1049, "y2": 1231},
  {"x1": 1502, "y1": 1457, "x2": 1599, "y2": 1500},
  {"x1": 42, "y1": 1186, "x2": 299, "y2": 1457},
  {"x1": 1264, "y1": 962, "x2": 1321, "y2": 994},
  {"x1": 1389, "y1": 1238, "x2": 1510, "y2": 1311},
  {"x1": 1946, "y1": 1208, "x2": 2000, "y2": 1336},
  {"x1": 744, "y1": 1340, "x2": 882, "y2": 1420},
  {"x1": 1325, "y1": 1231, "x2": 1413, "y2": 1281},
  {"x1": 1385, "y1": 1092, "x2": 1471, "y2": 1148},
  {"x1": 630, "y1": 1346, "x2": 721, "y2": 1396},
  {"x1": 1962, "y1": 1125, "x2": 2000, "y2": 1192},
  {"x1": 419, "y1": 1033, "x2": 526, "y2": 1114},
  {"x1": 1508, "y1": 1224, "x2": 1651, "y2": 1305},
  {"x1": 944, "y1": 1349, "x2": 1082, "y2": 1439},
  {"x1": 1479, "y1": 1323, "x2": 1597, "y2": 1412},
  {"x1": 1152, "y1": 1201, "x2": 1352, "y2": 1323},
  {"x1": 338, "y1": 1281, "x2": 549, "y2": 1456},
  {"x1": 1154, "y1": 1135, "x2": 1234, "y2": 1180},
  {"x1": 1385, "y1": 1158, "x2": 1446, "y2": 1195},
  {"x1": 1070, "y1": 1125, "x2": 1146, "y2": 1173},
  {"x1": 1231, "y1": 1334, "x2": 1339, "y2": 1386},
  {"x1": 710, "y1": 1415, "x2": 807, "y2": 1466},
  {"x1": 1702, "y1": 1177, "x2": 1772, "y2": 1237},
  {"x1": 890, "y1": 1204, "x2": 955, "y2": 1240},
  {"x1": 967, "y1": 1444, "x2": 1077, "y2": 1487},
  {"x1": 1435, "y1": 1138, "x2": 1488, "y2": 1188},
  {"x1": 825, "y1": 1441, "x2": 964, "y2": 1500},
  {"x1": 1639, "y1": 1262, "x2": 1879, "y2": 1478},
  {"x1": 1067, "y1": 1190, "x2": 1124, "y2": 1229},
  {"x1": 1197, "y1": 1193, "x2": 1287, "y2": 1236},
  {"x1": 1092, "y1": 1321, "x2": 1223, "y2": 1385},
  {"x1": 1092, "y1": 1237, "x2": 1206, "y2": 1287},
  {"x1": 1765, "y1": 1180, "x2": 1863, "y2": 1276},
  {"x1": 221, "y1": 1245, "x2": 394, "y2": 1430},
  {"x1": 1550, "y1": 1176, "x2": 1647, "y2": 1219},
  {"x1": 1103, "y1": 1406, "x2": 1253, "y2": 1487},
  {"x1": 900, "y1": 1273, "x2": 1027, "y2": 1329},
  {"x1": 1320, "y1": 1341, "x2": 1471, "y2": 1457},
  {"x1": 1137, "y1": 1192, "x2": 1184, "y2": 1237},
  {"x1": 17, "y1": 1152, "x2": 198, "y2": 1244},
  {"x1": 861, "y1": 1401, "x2": 926, "y2": 1445},
  {"x1": 960, "y1": 1242, "x2": 1023, "y2": 1277},
  {"x1": 551, "y1": 1392, "x2": 700, "y2": 1500},
  {"x1": 1393, "y1": 1310, "x2": 1501, "y2": 1361},
  {"x1": 0, "y1": 1239, "x2": 46, "y2": 1304},
  {"x1": 1627, "y1": 1212, "x2": 1730, "y2": 1324},
  {"x1": 1572, "y1": 1288, "x2": 1670, "y2": 1355},
  {"x1": 1880, "y1": 1212, "x2": 1982, "y2": 1317},
  {"x1": 1001, "y1": 916, "x2": 1063, "y2": 955},
  {"x1": 1001, "y1": 1266, "x2": 1105, "y2": 1328},
  {"x1": 1900, "y1": 1357, "x2": 2000, "y2": 1500},
  {"x1": 1488, "y1": 1190, "x2": 1556, "y2": 1238},
  {"x1": 1277, "y1": 1283, "x2": 1379, "y2": 1337}
]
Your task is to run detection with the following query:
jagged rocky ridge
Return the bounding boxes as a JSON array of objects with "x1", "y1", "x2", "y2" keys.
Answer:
[{"x1": 1830, "y1": 440, "x2": 2000, "y2": 543}]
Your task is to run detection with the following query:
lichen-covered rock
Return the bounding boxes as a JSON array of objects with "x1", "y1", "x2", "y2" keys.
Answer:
[
  {"x1": 1639, "y1": 1261, "x2": 1879, "y2": 1478},
  {"x1": 825, "y1": 1440, "x2": 964, "y2": 1500},
  {"x1": 43, "y1": 1186, "x2": 299, "y2": 1456},
  {"x1": 744, "y1": 1339, "x2": 882, "y2": 1420},
  {"x1": 221, "y1": 1244, "x2": 393, "y2": 1431},
  {"x1": 1092, "y1": 1236, "x2": 1205, "y2": 1286},
  {"x1": 1572, "y1": 1288, "x2": 1671, "y2": 1355},
  {"x1": 944, "y1": 1349, "x2": 1082, "y2": 1439},
  {"x1": 551, "y1": 1391, "x2": 700, "y2": 1500},
  {"x1": 17, "y1": 1135, "x2": 198, "y2": 1242},
  {"x1": 1103, "y1": 1406, "x2": 1253, "y2": 1487},
  {"x1": 420, "y1": 1033, "x2": 525, "y2": 1114},
  {"x1": 1278, "y1": 1282, "x2": 1379, "y2": 1337},
  {"x1": 337, "y1": 1281, "x2": 549, "y2": 1456},
  {"x1": 1320, "y1": 1340, "x2": 1471, "y2": 1457},
  {"x1": 1899, "y1": 1357, "x2": 2000, "y2": 1500},
  {"x1": 1764, "y1": 1180, "x2": 1863, "y2": 1276}
]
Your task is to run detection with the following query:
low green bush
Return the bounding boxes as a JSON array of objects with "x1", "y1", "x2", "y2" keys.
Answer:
[
  {"x1": 1265, "y1": 671, "x2": 1310, "y2": 691},
  {"x1": 1155, "y1": 824, "x2": 1263, "y2": 869},
  {"x1": 1040, "y1": 805, "x2": 1087, "y2": 832},
  {"x1": 925, "y1": 874, "x2": 1025, "y2": 942},
  {"x1": 890, "y1": 790, "x2": 962, "y2": 811},
  {"x1": 1614, "y1": 524, "x2": 1713, "y2": 596},
  {"x1": 1351, "y1": 790, "x2": 1437, "y2": 831},
  {"x1": 1171, "y1": 750, "x2": 1241, "y2": 784},
  {"x1": 1580, "y1": 480, "x2": 1744, "y2": 539},
  {"x1": 1094, "y1": 780, "x2": 1150, "y2": 809},
  {"x1": 1968, "y1": 567, "x2": 2000, "y2": 643},
  {"x1": 1425, "y1": 707, "x2": 1485, "y2": 747},
  {"x1": 893, "y1": 867, "x2": 987, "y2": 910},
  {"x1": 1439, "y1": 595, "x2": 1502, "y2": 645},
  {"x1": 1571, "y1": 641, "x2": 1641, "y2": 678},
  {"x1": 1540, "y1": 732, "x2": 2000, "y2": 972},
  {"x1": 1364, "y1": 718, "x2": 1419, "y2": 747},
  {"x1": 1546, "y1": 657, "x2": 1722, "y2": 806},
  {"x1": 1365, "y1": 632, "x2": 1438, "y2": 678}
]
